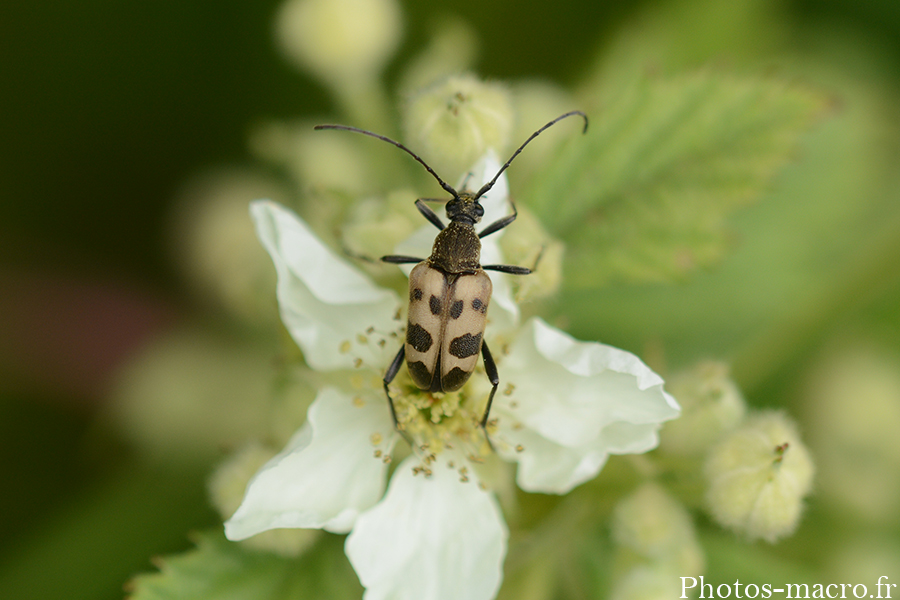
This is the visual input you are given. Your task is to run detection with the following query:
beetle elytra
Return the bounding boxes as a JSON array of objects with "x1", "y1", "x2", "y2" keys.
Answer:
[{"x1": 314, "y1": 111, "x2": 588, "y2": 437}]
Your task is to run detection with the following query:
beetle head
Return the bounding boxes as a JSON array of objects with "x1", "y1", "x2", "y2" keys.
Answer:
[{"x1": 445, "y1": 192, "x2": 484, "y2": 225}]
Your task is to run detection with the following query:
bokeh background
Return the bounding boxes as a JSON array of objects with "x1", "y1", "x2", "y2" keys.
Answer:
[{"x1": 2, "y1": 0, "x2": 899, "y2": 598}]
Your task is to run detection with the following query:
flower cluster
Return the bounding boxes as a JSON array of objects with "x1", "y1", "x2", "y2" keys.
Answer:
[
  {"x1": 224, "y1": 155, "x2": 680, "y2": 599},
  {"x1": 187, "y1": 1, "x2": 823, "y2": 599}
]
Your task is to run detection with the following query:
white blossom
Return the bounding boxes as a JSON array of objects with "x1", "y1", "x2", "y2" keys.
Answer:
[{"x1": 225, "y1": 158, "x2": 679, "y2": 600}]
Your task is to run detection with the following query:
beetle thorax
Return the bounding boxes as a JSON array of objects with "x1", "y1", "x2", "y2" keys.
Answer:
[{"x1": 428, "y1": 221, "x2": 481, "y2": 274}]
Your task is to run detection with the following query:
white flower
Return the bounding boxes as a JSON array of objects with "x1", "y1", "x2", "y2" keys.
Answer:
[{"x1": 225, "y1": 158, "x2": 680, "y2": 600}]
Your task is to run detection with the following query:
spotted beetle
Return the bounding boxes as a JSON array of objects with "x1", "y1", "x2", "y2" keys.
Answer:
[{"x1": 315, "y1": 111, "x2": 588, "y2": 435}]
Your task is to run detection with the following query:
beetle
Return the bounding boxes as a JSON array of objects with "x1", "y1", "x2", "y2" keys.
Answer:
[{"x1": 314, "y1": 111, "x2": 588, "y2": 434}]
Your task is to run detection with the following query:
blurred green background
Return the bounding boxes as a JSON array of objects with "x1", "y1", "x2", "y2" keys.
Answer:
[{"x1": 2, "y1": 0, "x2": 900, "y2": 599}]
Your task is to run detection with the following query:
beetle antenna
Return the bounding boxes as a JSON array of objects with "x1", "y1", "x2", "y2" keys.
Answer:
[
  {"x1": 473, "y1": 110, "x2": 588, "y2": 201},
  {"x1": 314, "y1": 124, "x2": 459, "y2": 198}
]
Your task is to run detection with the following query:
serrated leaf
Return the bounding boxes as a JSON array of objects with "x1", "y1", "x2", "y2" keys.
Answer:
[
  {"x1": 525, "y1": 72, "x2": 829, "y2": 287},
  {"x1": 127, "y1": 530, "x2": 362, "y2": 600}
]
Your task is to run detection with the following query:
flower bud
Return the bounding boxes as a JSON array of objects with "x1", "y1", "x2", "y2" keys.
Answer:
[
  {"x1": 705, "y1": 411, "x2": 814, "y2": 542},
  {"x1": 398, "y1": 17, "x2": 479, "y2": 94},
  {"x1": 659, "y1": 361, "x2": 746, "y2": 456},
  {"x1": 498, "y1": 207, "x2": 564, "y2": 301},
  {"x1": 612, "y1": 483, "x2": 704, "y2": 575},
  {"x1": 249, "y1": 120, "x2": 372, "y2": 195},
  {"x1": 803, "y1": 343, "x2": 900, "y2": 523},
  {"x1": 275, "y1": 0, "x2": 402, "y2": 89},
  {"x1": 106, "y1": 328, "x2": 274, "y2": 464},
  {"x1": 610, "y1": 566, "x2": 684, "y2": 600},
  {"x1": 341, "y1": 189, "x2": 420, "y2": 261},
  {"x1": 170, "y1": 169, "x2": 282, "y2": 324},
  {"x1": 403, "y1": 74, "x2": 514, "y2": 180},
  {"x1": 209, "y1": 442, "x2": 318, "y2": 557}
]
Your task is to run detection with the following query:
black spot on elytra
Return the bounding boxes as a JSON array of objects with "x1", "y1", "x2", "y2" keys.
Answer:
[
  {"x1": 442, "y1": 366, "x2": 471, "y2": 392},
  {"x1": 406, "y1": 323, "x2": 433, "y2": 353},
  {"x1": 471, "y1": 298, "x2": 486, "y2": 313},
  {"x1": 411, "y1": 288, "x2": 423, "y2": 302},
  {"x1": 449, "y1": 332, "x2": 482, "y2": 359},
  {"x1": 450, "y1": 300, "x2": 464, "y2": 319},
  {"x1": 407, "y1": 360, "x2": 434, "y2": 389},
  {"x1": 429, "y1": 295, "x2": 442, "y2": 315}
]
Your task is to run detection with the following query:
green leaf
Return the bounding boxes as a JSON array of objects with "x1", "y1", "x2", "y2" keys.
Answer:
[
  {"x1": 127, "y1": 530, "x2": 362, "y2": 600},
  {"x1": 556, "y1": 65, "x2": 897, "y2": 374},
  {"x1": 525, "y1": 72, "x2": 829, "y2": 287}
]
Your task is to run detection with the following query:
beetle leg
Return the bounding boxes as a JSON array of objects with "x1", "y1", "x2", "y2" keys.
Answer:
[
  {"x1": 383, "y1": 345, "x2": 414, "y2": 445},
  {"x1": 530, "y1": 244, "x2": 546, "y2": 272},
  {"x1": 482, "y1": 264, "x2": 531, "y2": 275},
  {"x1": 416, "y1": 198, "x2": 446, "y2": 231},
  {"x1": 478, "y1": 197, "x2": 518, "y2": 238},
  {"x1": 483, "y1": 244, "x2": 544, "y2": 275},
  {"x1": 478, "y1": 207, "x2": 518, "y2": 238},
  {"x1": 382, "y1": 255, "x2": 425, "y2": 265},
  {"x1": 341, "y1": 245, "x2": 380, "y2": 263},
  {"x1": 479, "y1": 341, "x2": 500, "y2": 428},
  {"x1": 478, "y1": 213, "x2": 516, "y2": 238}
]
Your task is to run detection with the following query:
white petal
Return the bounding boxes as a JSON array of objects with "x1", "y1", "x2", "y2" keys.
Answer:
[
  {"x1": 504, "y1": 420, "x2": 667, "y2": 494},
  {"x1": 495, "y1": 318, "x2": 680, "y2": 494},
  {"x1": 251, "y1": 200, "x2": 400, "y2": 371},
  {"x1": 503, "y1": 426, "x2": 607, "y2": 492},
  {"x1": 346, "y1": 456, "x2": 507, "y2": 600},
  {"x1": 225, "y1": 387, "x2": 395, "y2": 539}
]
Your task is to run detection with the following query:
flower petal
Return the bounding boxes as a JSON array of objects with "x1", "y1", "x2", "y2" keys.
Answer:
[
  {"x1": 495, "y1": 318, "x2": 680, "y2": 493},
  {"x1": 504, "y1": 420, "x2": 670, "y2": 493},
  {"x1": 225, "y1": 387, "x2": 395, "y2": 539},
  {"x1": 346, "y1": 456, "x2": 507, "y2": 600},
  {"x1": 251, "y1": 200, "x2": 400, "y2": 371}
]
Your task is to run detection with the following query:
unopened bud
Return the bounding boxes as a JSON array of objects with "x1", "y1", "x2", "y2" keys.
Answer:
[
  {"x1": 612, "y1": 483, "x2": 704, "y2": 574},
  {"x1": 705, "y1": 411, "x2": 814, "y2": 542},
  {"x1": 803, "y1": 344, "x2": 900, "y2": 523},
  {"x1": 249, "y1": 121, "x2": 372, "y2": 195},
  {"x1": 498, "y1": 207, "x2": 564, "y2": 301},
  {"x1": 398, "y1": 18, "x2": 479, "y2": 94},
  {"x1": 170, "y1": 169, "x2": 282, "y2": 323},
  {"x1": 611, "y1": 566, "x2": 684, "y2": 600},
  {"x1": 275, "y1": 0, "x2": 402, "y2": 89},
  {"x1": 659, "y1": 361, "x2": 746, "y2": 456},
  {"x1": 403, "y1": 74, "x2": 514, "y2": 180}
]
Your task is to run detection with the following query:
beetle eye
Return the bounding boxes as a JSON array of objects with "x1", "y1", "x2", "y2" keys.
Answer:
[{"x1": 473, "y1": 203, "x2": 484, "y2": 217}]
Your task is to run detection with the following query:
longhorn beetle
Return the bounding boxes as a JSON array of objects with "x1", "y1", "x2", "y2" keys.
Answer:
[{"x1": 314, "y1": 111, "x2": 588, "y2": 436}]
